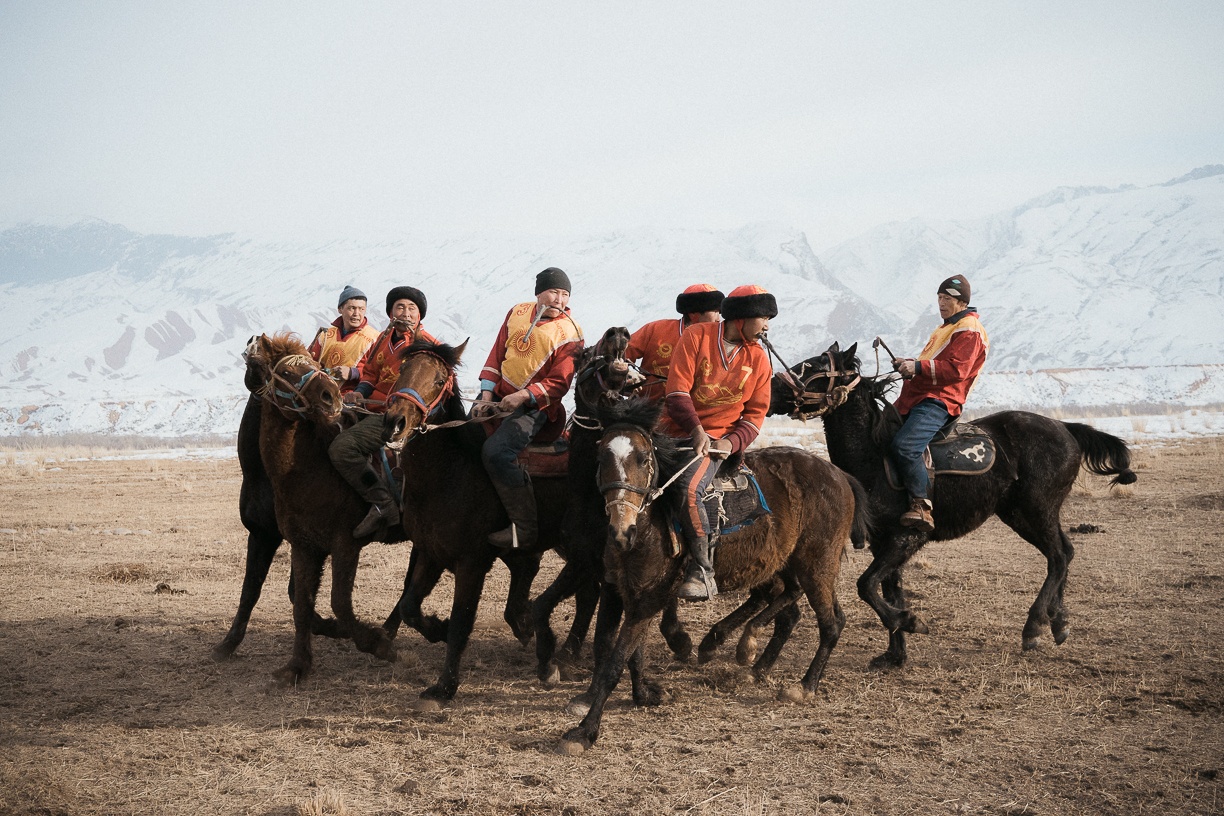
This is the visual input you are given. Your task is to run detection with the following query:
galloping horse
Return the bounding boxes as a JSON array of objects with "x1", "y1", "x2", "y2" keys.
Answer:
[
  {"x1": 382, "y1": 340, "x2": 579, "y2": 707},
  {"x1": 531, "y1": 327, "x2": 693, "y2": 687},
  {"x1": 769, "y1": 342, "x2": 1138, "y2": 668},
  {"x1": 557, "y1": 398, "x2": 868, "y2": 753},
  {"x1": 244, "y1": 333, "x2": 399, "y2": 683}
]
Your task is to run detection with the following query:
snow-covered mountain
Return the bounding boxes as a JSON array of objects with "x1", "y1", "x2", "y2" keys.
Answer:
[{"x1": 2, "y1": 168, "x2": 1222, "y2": 437}]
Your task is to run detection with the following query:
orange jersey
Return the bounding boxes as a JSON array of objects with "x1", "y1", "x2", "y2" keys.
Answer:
[
  {"x1": 626, "y1": 318, "x2": 685, "y2": 401},
  {"x1": 661, "y1": 321, "x2": 772, "y2": 439}
]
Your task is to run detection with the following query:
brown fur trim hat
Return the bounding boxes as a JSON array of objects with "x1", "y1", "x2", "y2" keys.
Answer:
[{"x1": 385, "y1": 286, "x2": 427, "y2": 318}]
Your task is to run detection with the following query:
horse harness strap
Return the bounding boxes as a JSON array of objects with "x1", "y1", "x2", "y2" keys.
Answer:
[{"x1": 263, "y1": 355, "x2": 324, "y2": 415}]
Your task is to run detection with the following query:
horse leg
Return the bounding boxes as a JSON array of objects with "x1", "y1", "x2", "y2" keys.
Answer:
[
  {"x1": 329, "y1": 544, "x2": 396, "y2": 663},
  {"x1": 416, "y1": 565, "x2": 488, "y2": 707},
  {"x1": 740, "y1": 576, "x2": 805, "y2": 670},
  {"x1": 558, "y1": 613, "x2": 657, "y2": 754},
  {"x1": 627, "y1": 640, "x2": 670, "y2": 707},
  {"x1": 998, "y1": 504, "x2": 1073, "y2": 650},
  {"x1": 212, "y1": 527, "x2": 282, "y2": 660},
  {"x1": 273, "y1": 546, "x2": 325, "y2": 686},
  {"x1": 564, "y1": 571, "x2": 601, "y2": 659},
  {"x1": 857, "y1": 530, "x2": 930, "y2": 637},
  {"x1": 697, "y1": 584, "x2": 772, "y2": 664},
  {"x1": 531, "y1": 559, "x2": 587, "y2": 687},
  {"x1": 568, "y1": 582, "x2": 624, "y2": 716},
  {"x1": 395, "y1": 549, "x2": 449, "y2": 643},
  {"x1": 872, "y1": 570, "x2": 909, "y2": 669},
  {"x1": 787, "y1": 571, "x2": 848, "y2": 700},
  {"x1": 382, "y1": 543, "x2": 421, "y2": 637},
  {"x1": 501, "y1": 550, "x2": 541, "y2": 646},
  {"x1": 750, "y1": 597, "x2": 804, "y2": 681},
  {"x1": 658, "y1": 597, "x2": 693, "y2": 663}
]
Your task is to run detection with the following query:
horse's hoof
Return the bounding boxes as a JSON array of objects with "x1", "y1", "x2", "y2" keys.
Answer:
[
  {"x1": 566, "y1": 693, "x2": 593, "y2": 717},
  {"x1": 272, "y1": 665, "x2": 307, "y2": 688},
  {"x1": 211, "y1": 643, "x2": 237, "y2": 662},
  {"x1": 899, "y1": 614, "x2": 929, "y2": 635},
  {"x1": 1052, "y1": 626, "x2": 1070, "y2": 645},
  {"x1": 412, "y1": 697, "x2": 446, "y2": 713},
  {"x1": 1022, "y1": 636, "x2": 1041, "y2": 651},
  {"x1": 867, "y1": 653, "x2": 905, "y2": 672},
  {"x1": 540, "y1": 661, "x2": 561, "y2": 689},
  {"x1": 556, "y1": 737, "x2": 591, "y2": 755},
  {"x1": 374, "y1": 641, "x2": 398, "y2": 663},
  {"x1": 777, "y1": 685, "x2": 811, "y2": 704},
  {"x1": 735, "y1": 635, "x2": 759, "y2": 667}
]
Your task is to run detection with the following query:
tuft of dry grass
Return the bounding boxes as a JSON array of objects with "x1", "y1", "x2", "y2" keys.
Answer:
[
  {"x1": 295, "y1": 789, "x2": 353, "y2": 816},
  {"x1": 92, "y1": 563, "x2": 151, "y2": 583}
]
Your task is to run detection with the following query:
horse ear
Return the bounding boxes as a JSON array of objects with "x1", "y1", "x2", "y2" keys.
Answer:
[
  {"x1": 454, "y1": 338, "x2": 469, "y2": 362},
  {"x1": 844, "y1": 342, "x2": 857, "y2": 361},
  {"x1": 827, "y1": 341, "x2": 840, "y2": 353}
]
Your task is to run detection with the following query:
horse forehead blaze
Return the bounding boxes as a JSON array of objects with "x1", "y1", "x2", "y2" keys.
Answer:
[{"x1": 604, "y1": 433, "x2": 637, "y2": 478}]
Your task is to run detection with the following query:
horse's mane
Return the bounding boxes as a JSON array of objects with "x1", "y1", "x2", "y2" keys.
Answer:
[
  {"x1": 595, "y1": 397, "x2": 695, "y2": 480},
  {"x1": 400, "y1": 339, "x2": 465, "y2": 370},
  {"x1": 264, "y1": 331, "x2": 310, "y2": 360}
]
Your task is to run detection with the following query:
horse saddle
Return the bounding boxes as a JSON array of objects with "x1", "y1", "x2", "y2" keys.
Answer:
[
  {"x1": 518, "y1": 436, "x2": 570, "y2": 478},
  {"x1": 883, "y1": 421, "x2": 996, "y2": 491},
  {"x1": 702, "y1": 462, "x2": 772, "y2": 537}
]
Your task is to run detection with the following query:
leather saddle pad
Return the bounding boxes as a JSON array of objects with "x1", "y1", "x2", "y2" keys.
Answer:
[
  {"x1": 518, "y1": 437, "x2": 570, "y2": 478},
  {"x1": 884, "y1": 423, "x2": 996, "y2": 491}
]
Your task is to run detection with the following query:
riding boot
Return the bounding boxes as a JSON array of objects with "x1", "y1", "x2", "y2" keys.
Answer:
[
  {"x1": 899, "y1": 496, "x2": 934, "y2": 533},
  {"x1": 676, "y1": 534, "x2": 718, "y2": 601},
  {"x1": 488, "y1": 477, "x2": 538, "y2": 550},
  {"x1": 353, "y1": 483, "x2": 399, "y2": 538}
]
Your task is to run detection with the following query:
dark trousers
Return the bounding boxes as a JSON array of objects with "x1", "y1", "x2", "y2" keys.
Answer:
[
  {"x1": 668, "y1": 452, "x2": 720, "y2": 540},
  {"x1": 328, "y1": 412, "x2": 387, "y2": 494},
  {"x1": 890, "y1": 398, "x2": 951, "y2": 500},
  {"x1": 481, "y1": 407, "x2": 547, "y2": 487}
]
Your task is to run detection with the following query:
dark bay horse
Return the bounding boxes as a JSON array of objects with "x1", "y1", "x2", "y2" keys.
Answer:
[
  {"x1": 531, "y1": 328, "x2": 693, "y2": 687},
  {"x1": 245, "y1": 333, "x2": 400, "y2": 683},
  {"x1": 382, "y1": 340, "x2": 579, "y2": 708},
  {"x1": 557, "y1": 398, "x2": 868, "y2": 753},
  {"x1": 769, "y1": 341, "x2": 1138, "y2": 668}
]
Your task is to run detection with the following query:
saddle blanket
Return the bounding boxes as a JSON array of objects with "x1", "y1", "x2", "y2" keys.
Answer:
[
  {"x1": 518, "y1": 438, "x2": 569, "y2": 478},
  {"x1": 702, "y1": 464, "x2": 772, "y2": 537},
  {"x1": 884, "y1": 423, "x2": 996, "y2": 492}
]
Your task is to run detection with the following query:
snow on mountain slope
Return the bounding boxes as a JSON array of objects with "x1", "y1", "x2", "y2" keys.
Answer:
[
  {"x1": 821, "y1": 167, "x2": 1224, "y2": 366},
  {"x1": 3, "y1": 168, "x2": 1222, "y2": 437}
]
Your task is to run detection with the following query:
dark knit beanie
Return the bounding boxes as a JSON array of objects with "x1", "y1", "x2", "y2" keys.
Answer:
[
  {"x1": 337, "y1": 285, "x2": 366, "y2": 308},
  {"x1": 720, "y1": 284, "x2": 778, "y2": 321},
  {"x1": 385, "y1": 286, "x2": 427, "y2": 318},
  {"x1": 535, "y1": 267, "x2": 572, "y2": 294},
  {"x1": 675, "y1": 283, "x2": 725, "y2": 315},
  {"x1": 937, "y1": 276, "x2": 971, "y2": 304}
]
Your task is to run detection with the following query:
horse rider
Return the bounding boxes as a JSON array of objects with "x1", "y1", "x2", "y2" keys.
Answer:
[
  {"x1": 661, "y1": 284, "x2": 777, "y2": 600},
  {"x1": 307, "y1": 285, "x2": 380, "y2": 392},
  {"x1": 625, "y1": 283, "x2": 725, "y2": 401},
  {"x1": 329, "y1": 286, "x2": 437, "y2": 538},
  {"x1": 890, "y1": 275, "x2": 989, "y2": 532},
  {"x1": 471, "y1": 267, "x2": 584, "y2": 550}
]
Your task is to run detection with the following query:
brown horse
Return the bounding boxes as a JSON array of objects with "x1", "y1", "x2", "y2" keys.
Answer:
[
  {"x1": 557, "y1": 398, "x2": 869, "y2": 753},
  {"x1": 213, "y1": 338, "x2": 343, "y2": 660},
  {"x1": 245, "y1": 332, "x2": 402, "y2": 683},
  {"x1": 769, "y1": 342, "x2": 1138, "y2": 668},
  {"x1": 382, "y1": 339, "x2": 580, "y2": 707},
  {"x1": 531, "y1": 327, "x2": 694, "y2": 687}
]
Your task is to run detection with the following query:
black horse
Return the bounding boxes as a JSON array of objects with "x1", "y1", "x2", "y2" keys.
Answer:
[{"x1": 769, "y1": 341, "x2": 1137, "y2": 668}]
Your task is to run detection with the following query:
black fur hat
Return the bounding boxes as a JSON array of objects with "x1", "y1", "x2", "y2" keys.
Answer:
[
  {"x1": 720, "y1": 284, "x2": 778, "y2": 320},
  {"x1": 675, "y1": 283, "x2": 725, "y2": 315},
  {"x1": 385, "y1": 286, "x2": 427, "y2": 318},
  {"x1": 535, "y1": 267, "x2": 571, "y2": 294}
]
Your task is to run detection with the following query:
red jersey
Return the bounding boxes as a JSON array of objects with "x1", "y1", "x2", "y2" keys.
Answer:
[
  {"x1": 354, "y1": 324, "x2": 438, "y2": 412},
  {"x1": 627, "y1": 317, "x2": 687, "y2": 401},
  {"x1": 661, "y1": 321, "x2": 772, "y2": 446},
  {"x1": 894, "y1": 309, "x2": 989, "y2": 417}
]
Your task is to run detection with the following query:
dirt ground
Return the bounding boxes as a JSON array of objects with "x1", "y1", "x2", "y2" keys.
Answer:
[{"x1": 0, "y1": 437, "x2": 1221, "y2": 816}]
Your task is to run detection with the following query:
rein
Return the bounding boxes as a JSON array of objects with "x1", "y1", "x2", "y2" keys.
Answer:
[{"x1": 772, "y1": 344, "x2": 863, "y2": 420}]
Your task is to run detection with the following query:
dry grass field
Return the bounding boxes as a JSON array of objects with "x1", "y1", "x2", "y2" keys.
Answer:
[{"x1": 0, "y1": 438, "x2": 1221, "y2": 815}]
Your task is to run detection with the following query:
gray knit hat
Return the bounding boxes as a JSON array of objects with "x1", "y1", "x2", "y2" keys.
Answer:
[{"x1": 337, "y1": 285, "x2": 367, "y2": 308}]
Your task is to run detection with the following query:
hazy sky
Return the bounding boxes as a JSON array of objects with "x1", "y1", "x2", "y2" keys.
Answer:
[{"x1": 2, "y1": 1, "x2": 1221, "y2": 248}]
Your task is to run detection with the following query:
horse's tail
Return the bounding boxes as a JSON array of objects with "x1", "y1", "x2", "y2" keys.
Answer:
[
  {"x1": 1064, "y1": 422, "x2": 1138, "y2": 486},
  {"x1": 841, "y1": 469, "x2": 872, "y2": 549}
]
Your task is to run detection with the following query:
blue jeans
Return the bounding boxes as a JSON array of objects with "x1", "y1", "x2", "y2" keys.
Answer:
[
  {"x1": 890, "y1": 398, "x2": 951, "y2": 500},
  {"x1": 481, "y1": 407, "x2": 548, "y2": 487}
]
